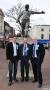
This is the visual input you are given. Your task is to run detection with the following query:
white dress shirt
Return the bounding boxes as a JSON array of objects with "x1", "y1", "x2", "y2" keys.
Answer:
[
  {"x1": 13, "y1": 42, "x2": 17, "y2": 56},
  {"x1": 23, "y1": 44, "x2": 29, "y2": 56},
  {"x1": 34, "y1": 43, "x2": 39, "y2": 58}
]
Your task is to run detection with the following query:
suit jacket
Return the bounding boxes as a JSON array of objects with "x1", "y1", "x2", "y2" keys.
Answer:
[
  {"x1": 6, "y1": 42, "x2": 19, "y2": 61},
  {"x1": 31, "y1": 43, "x2": 45, "y2": 63},
  {"x1": 19, "y1": 43, "x2": 31, "y2": 60}
]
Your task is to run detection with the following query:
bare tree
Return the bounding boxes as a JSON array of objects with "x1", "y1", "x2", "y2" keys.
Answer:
[{"x1": 5, "y1": 3, "x2": 24, "y2": 21}]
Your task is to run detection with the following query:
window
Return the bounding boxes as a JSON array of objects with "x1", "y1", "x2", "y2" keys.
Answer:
[
  {"x1": 41, "y1": 28, "x2": 44, "y2": 31},
  {"x1": 41, "y1": 34, "x2": 44, "y2": 39}
]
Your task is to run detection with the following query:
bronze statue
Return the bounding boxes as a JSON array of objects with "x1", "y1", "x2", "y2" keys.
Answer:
[{"x1": 17, "y1": 4, "x2": 45, "y2": 37}]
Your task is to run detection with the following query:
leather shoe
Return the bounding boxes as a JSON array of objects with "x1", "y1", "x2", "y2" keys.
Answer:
[
  {"x1": 38, "y1": 84, "x2": 42, "y2": 88},
  {"x1": 21, "y1": 79, "x2": 24, "y2": 82},
  {"x1": 32, "y1": 79, "x2": 37, "y2": 83},
  {"x1": 25, "y1": 78, "x2": 29, "y2": 82},
  {"x1": 14, "y1": 79, "x2": 18, "y2": 82},
  {"x1": 8, "y1": 82, "x2": 12, "y2": 86}
]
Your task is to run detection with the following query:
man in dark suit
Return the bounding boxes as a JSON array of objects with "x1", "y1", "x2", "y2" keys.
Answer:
[
  {"x1": 6, "y1": 35, "x2": 19, "y2": 86},
  {"x1": 31, "y1": 39, "x2": 45, "y2": 88},
  {"x1": 19, "y1": 37, "x2": 31, "y2": 82}
]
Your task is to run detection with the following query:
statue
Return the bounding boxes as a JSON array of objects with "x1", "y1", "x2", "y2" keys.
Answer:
[{"x1": 17, "y1": 4, "x2": 45, "y2": 37}]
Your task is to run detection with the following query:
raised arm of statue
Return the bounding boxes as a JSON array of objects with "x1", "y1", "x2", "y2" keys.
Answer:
[{"x1": 29, "y1": 10, "x2": 45, "y2": 14}]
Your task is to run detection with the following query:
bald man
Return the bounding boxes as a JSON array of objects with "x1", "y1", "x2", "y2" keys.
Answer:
[{"x1": 31, "y1": 39, "x2": 45, "y2": 88}]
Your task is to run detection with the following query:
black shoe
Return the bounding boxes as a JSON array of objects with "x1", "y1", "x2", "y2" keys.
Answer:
[
  {"x1": 14, "y1": 79, "x2": 18, "y2": 82},
  {"x1": 25, "y1": 78, "x2": 29, "y2": 82},
  {"x1": 38, "y1": 84, "x2": 42, "y2": 88},
  {"x1": 21, "y1": 79, "x2": 24, "y2": 82},
  {"x1": 32, "y1": 79, "x2": 37, "y2": 83},
  {"x1": 8, "y1": 82, "x2": 12, "y2": 86}
]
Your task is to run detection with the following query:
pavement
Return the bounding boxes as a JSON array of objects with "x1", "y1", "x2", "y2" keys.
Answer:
[{"x1": 0, "y1": 48, "x2": 50, "y2": 90}]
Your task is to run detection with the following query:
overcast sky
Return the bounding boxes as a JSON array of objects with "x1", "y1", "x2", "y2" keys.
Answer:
[{"x1": 0, "y1": 0, "x2": 50, "y2": 25}]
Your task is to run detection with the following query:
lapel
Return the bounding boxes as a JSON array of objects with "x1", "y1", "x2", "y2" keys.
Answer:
[
  {"x1": 22, "y1": 44, "x2": 24, "y2": 52},
  {"x1": 32, "y1": 44, "x2": 34, "y2": 50},
  {"x1": 10, "y1": 42, "x2": 14, "y2": 54}
]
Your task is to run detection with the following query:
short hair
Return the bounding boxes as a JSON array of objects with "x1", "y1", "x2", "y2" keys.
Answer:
[
  {"x1": 13, "y1": 35, "x2": 17, "y2": 38},
  {"x1": 24, "y1": 35, "x2": 28, "y2": 38},
  {"x1": 25, "y1": 4, "x2": 29, "y2": 9},
  {"x1": 8, "y1": 35, "x2": 13, "y2": 39}
]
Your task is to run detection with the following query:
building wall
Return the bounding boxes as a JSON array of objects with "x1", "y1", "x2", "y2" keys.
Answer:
[
  {"x1": 0, "y1": 9, "x2": 4, "y2": 39},
  {"x1": 29, "y1": 25, "x2": 50, "y2": 40}
]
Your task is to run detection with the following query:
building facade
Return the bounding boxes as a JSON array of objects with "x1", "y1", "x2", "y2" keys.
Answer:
[
  {"x1": 0, "y1": 9, "x2": 4, "y2": 40},
  {"x1": 29, "y1": 25, "x2": 50, "y2": 43},
  {"x1": 4, "y1": 21, "x2": 14, "y2": 40}
]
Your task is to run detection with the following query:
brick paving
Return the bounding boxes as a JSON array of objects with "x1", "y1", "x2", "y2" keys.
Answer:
[{"x1": 0, "y1": 48, "x2": 50, "y2": 90}]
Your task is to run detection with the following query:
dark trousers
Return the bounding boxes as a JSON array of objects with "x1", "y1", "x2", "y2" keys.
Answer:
[
  {"x1": 8, "y1": 56, "x2": 18, "y2": 82},
  {"x1": 21, "y1": 56, "x2": 29, "y2": 80},
  {"x1": 31, "y1": 58, "x2": 37, "y2": 81},
  {"x1": 31, "y1": 58, "x2": 43, "y2": 84},
  {"x1": 37, "y1": 62, "x2": 42, "y2": 84}
]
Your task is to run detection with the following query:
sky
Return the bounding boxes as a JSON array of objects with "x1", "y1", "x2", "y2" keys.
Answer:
[{"x1": 0, "y1": 0, "x2": 50, "y2": 25}]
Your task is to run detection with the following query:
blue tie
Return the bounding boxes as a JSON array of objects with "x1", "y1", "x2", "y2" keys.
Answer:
[
  {"x1": 24, "y1": 44, "x2": 27, "y2": 56},
  {"x1": 33, "y1": 45, "x2": 35, "y2": 57}
]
